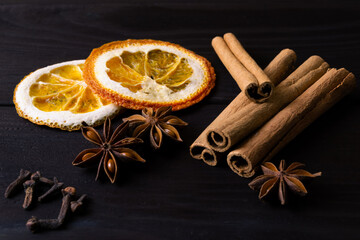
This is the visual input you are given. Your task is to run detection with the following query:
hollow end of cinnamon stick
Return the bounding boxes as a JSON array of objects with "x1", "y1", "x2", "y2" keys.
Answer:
[
  {"x1": 207, "y1": 130, "x2": 230, "y2": 152},
  {"x1": 189, "y1": 143, "x2": 220, "y2": 166},
  {"x1": 227, "y1": 152, "x2": 255, "y2": 178},
  {"x1": 189, "y1": 144, "x2": 206, "y2": 160},
  {"x1": 244, "y1": 83, "x2": 260, "y2": 101},
  {"x1": 201, "y1": 149, "x2": 218, "y2": 166},
  {"x1": 259, "y1": 82, "x2": 274, "y2": 97},
  {"x1": 245, "y1": 82, "x2": 275, "y2": 102}
]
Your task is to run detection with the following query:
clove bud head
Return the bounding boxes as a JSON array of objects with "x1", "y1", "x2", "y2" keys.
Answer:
[
  {"x1": 26, "y1": 216, "x2": 40, "y2": 233},
  {"x1": 63, "y1": 187, "x2": 76, "y2": 196},
  {"x1": 30, "y1": 172, "x2": 41, "y2": 181}
]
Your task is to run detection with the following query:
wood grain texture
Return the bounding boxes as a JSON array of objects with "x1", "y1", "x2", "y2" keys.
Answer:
[{"x1": 0, "y1": 1, "x2": 359, "y2": 239}]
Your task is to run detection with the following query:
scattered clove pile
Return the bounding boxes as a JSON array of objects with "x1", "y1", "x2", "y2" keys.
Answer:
[
  {"x1": 22, "y1": 171, "x2": 62, "y2": 209},
  {"x1": 27, "y1": 187, "x2": 86, "y2": 233},
  {"x1": 4, "y1": 169, "x2": 87, "y2": 233}
]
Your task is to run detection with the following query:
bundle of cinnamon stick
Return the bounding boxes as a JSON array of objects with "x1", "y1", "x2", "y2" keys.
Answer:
[{"x1": 190, "y1": 33, "x2": 356, "y2": 177}]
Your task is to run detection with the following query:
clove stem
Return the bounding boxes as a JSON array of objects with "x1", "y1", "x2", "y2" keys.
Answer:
[
  {"x1": 4, "y1": 169, "x2": 31, "y2": 198},
  {"x1": 22, "y1": 172, "x2": 41, "y2": 209},
  {"x1": 38, "y1": 177, "x2": 64, "y2": 202},
  {"x1": 70, "y1": 194, "x2": 87, "y2": 212},
  {"x1": 39, "y1": 177, "x2": 54, "y2": 185},
  {"x1": 26, "y1": 217, "x2": 60, "y2": 231}
]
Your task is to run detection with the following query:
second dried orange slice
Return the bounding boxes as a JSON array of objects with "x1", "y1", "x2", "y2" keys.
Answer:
[{"x1": 84, "y1": 39, "x2": 215, "y2": 110}]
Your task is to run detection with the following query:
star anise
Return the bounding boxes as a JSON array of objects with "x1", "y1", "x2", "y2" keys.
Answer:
[
  {"x1": 72, "y1": 118, "x2": 145, "y2": 183},
  {"x1": 123, "y1": 106, "x2": 188, "y2": 149},
  {"x1": 249, "y1": 160, "x2": 321, "y2": 205}
]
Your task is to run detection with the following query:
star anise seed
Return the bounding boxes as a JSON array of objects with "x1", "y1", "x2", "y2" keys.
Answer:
[
  {"x1": 123, "y1": 106, "x2": 188, "y2": 149},
  {"x1": 72, "y1": 118, "x2": 145, "y2": 183},
  {"x1": 248, "y1": 159, "x2": 321, "y2": 205}
]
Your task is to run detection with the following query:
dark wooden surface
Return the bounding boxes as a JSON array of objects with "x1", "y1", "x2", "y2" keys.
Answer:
[{"x1": 0, "y1": 1, "x2": 359, "y2": 239}]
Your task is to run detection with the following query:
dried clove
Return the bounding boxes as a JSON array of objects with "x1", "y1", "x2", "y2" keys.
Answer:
[
  {"x1": 54, "y1": 187, "x2": 76, "y2": 225},
  {"x1": 39, "y1": 176, "x2": 54, "y2": 185},
  {"x1": 22, "y1": 172, "x2": 41, "y2": 209},
  {"x1": 70, "y1": 194, "x2": 86, "y2": 212},
  {"x1": 4, "y1": 169, "x2": 31, "y2": 198},
  {"x1": 20, "y1": 171, "x2": 60, "y2": 209},
  {"x1": 5, "y1": 170, "x2": 88, "y2": 233},
  {"x1": 38, "y1": 177, "x2": 64, "y2": 202},
  {"x1": 26, "y1": 218, "x2": 61, "y2": 232},
  {"x1": 26, "y1": 187, "x2": 86, "y2": 233}
]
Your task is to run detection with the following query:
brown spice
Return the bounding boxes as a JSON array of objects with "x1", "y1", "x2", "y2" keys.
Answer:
[
  {"x1": 38, "y1": 177, "x2": 64, "y2": 202},
  {"x1": 26, "y1": 187, "x2": 87, "y2": 233},
  {"x1": 4, "y1": 169, "x2": 31, "y2": 198},
  {"x1": 227, "y1": 68, "x2": 356, "y2": 177},
  {"x1": 212, "y1": 33, "x2": 274, "y2": 102},
  {"x1": 249, "y1": 160, "x2": 321, "y2": 205},
  {"x1": 72, "y1": 118, "x2": 145, "y2": 183},
  {"x1": 207, "y1": 56, "x2": 329, "y2": 152},
  {"x1": 189, "y1": 48, "x2": 297, "y2": 166},
  {"x1": 224, "y1": 33, "x2": 274, "y2": 101},
  {"x1": 123, "y1": 106, "x2": 188, "y2": 149},
  {"x1": 5, "y1": 169, "x2": 88, "y2": 232},
  {"x1": 212, "y1": 36, "x2": 259, "y2": 100}
]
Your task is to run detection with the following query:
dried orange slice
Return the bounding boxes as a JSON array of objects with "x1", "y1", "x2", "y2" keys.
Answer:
[
  {"x1": 84, "y1": 39, "x2": 215, "y2": 110},
  {"x1": 14, "y1": 60, "x2": 122, "y2": 131}
]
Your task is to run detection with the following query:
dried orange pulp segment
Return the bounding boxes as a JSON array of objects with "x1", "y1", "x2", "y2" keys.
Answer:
[
  {"x1": 14, "y1": 60, "x2": 122, "y2": 131},
  {"x1": 84, "y1": 39, "x2": 216, "y2": 110}
]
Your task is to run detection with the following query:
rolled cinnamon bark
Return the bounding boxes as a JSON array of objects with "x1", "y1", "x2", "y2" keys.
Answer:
[
  {"x1": 227, "y1": 68, "x2": 356, "y2": 177},
  {"x1": 207, "y1": 56, "x2": 329, "y2": 152},
  {"x1": 212, "y1": 36, "x2": 259, "y2": 99},
  {"x1": 189, "y1": 49, "x2": 297, "y2": 166},
  {"x1": 263, "y1": 72, "x2": 356, "y2": 162},
  {"x1": 224, "y1": 33, "x2": 274, "y2": 102}
]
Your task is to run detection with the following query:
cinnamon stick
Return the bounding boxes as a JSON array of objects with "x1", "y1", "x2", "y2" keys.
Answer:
[
  {"x1": 189, "y1": 49, "x2": 297, "y2": 166},
  {"x1": 227, "y1": 68, "x2": 356, "y2": 177},
  {"x1": 264, "y1": 72, "x2": 356, "y2": 162},
  {"x1": 223, "y1": 33, "x2": 274, "y2": 101},
  {"x1": 212, "y1": 36, "x2": 258, "y2": 97},
  {"x1": 207, "y1": 56, "x2": 329, "y2": 152}
]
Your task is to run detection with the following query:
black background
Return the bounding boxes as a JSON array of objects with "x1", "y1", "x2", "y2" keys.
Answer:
[{"x1": 0, "y1": 1, "x2": 359, "y2": 239}]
